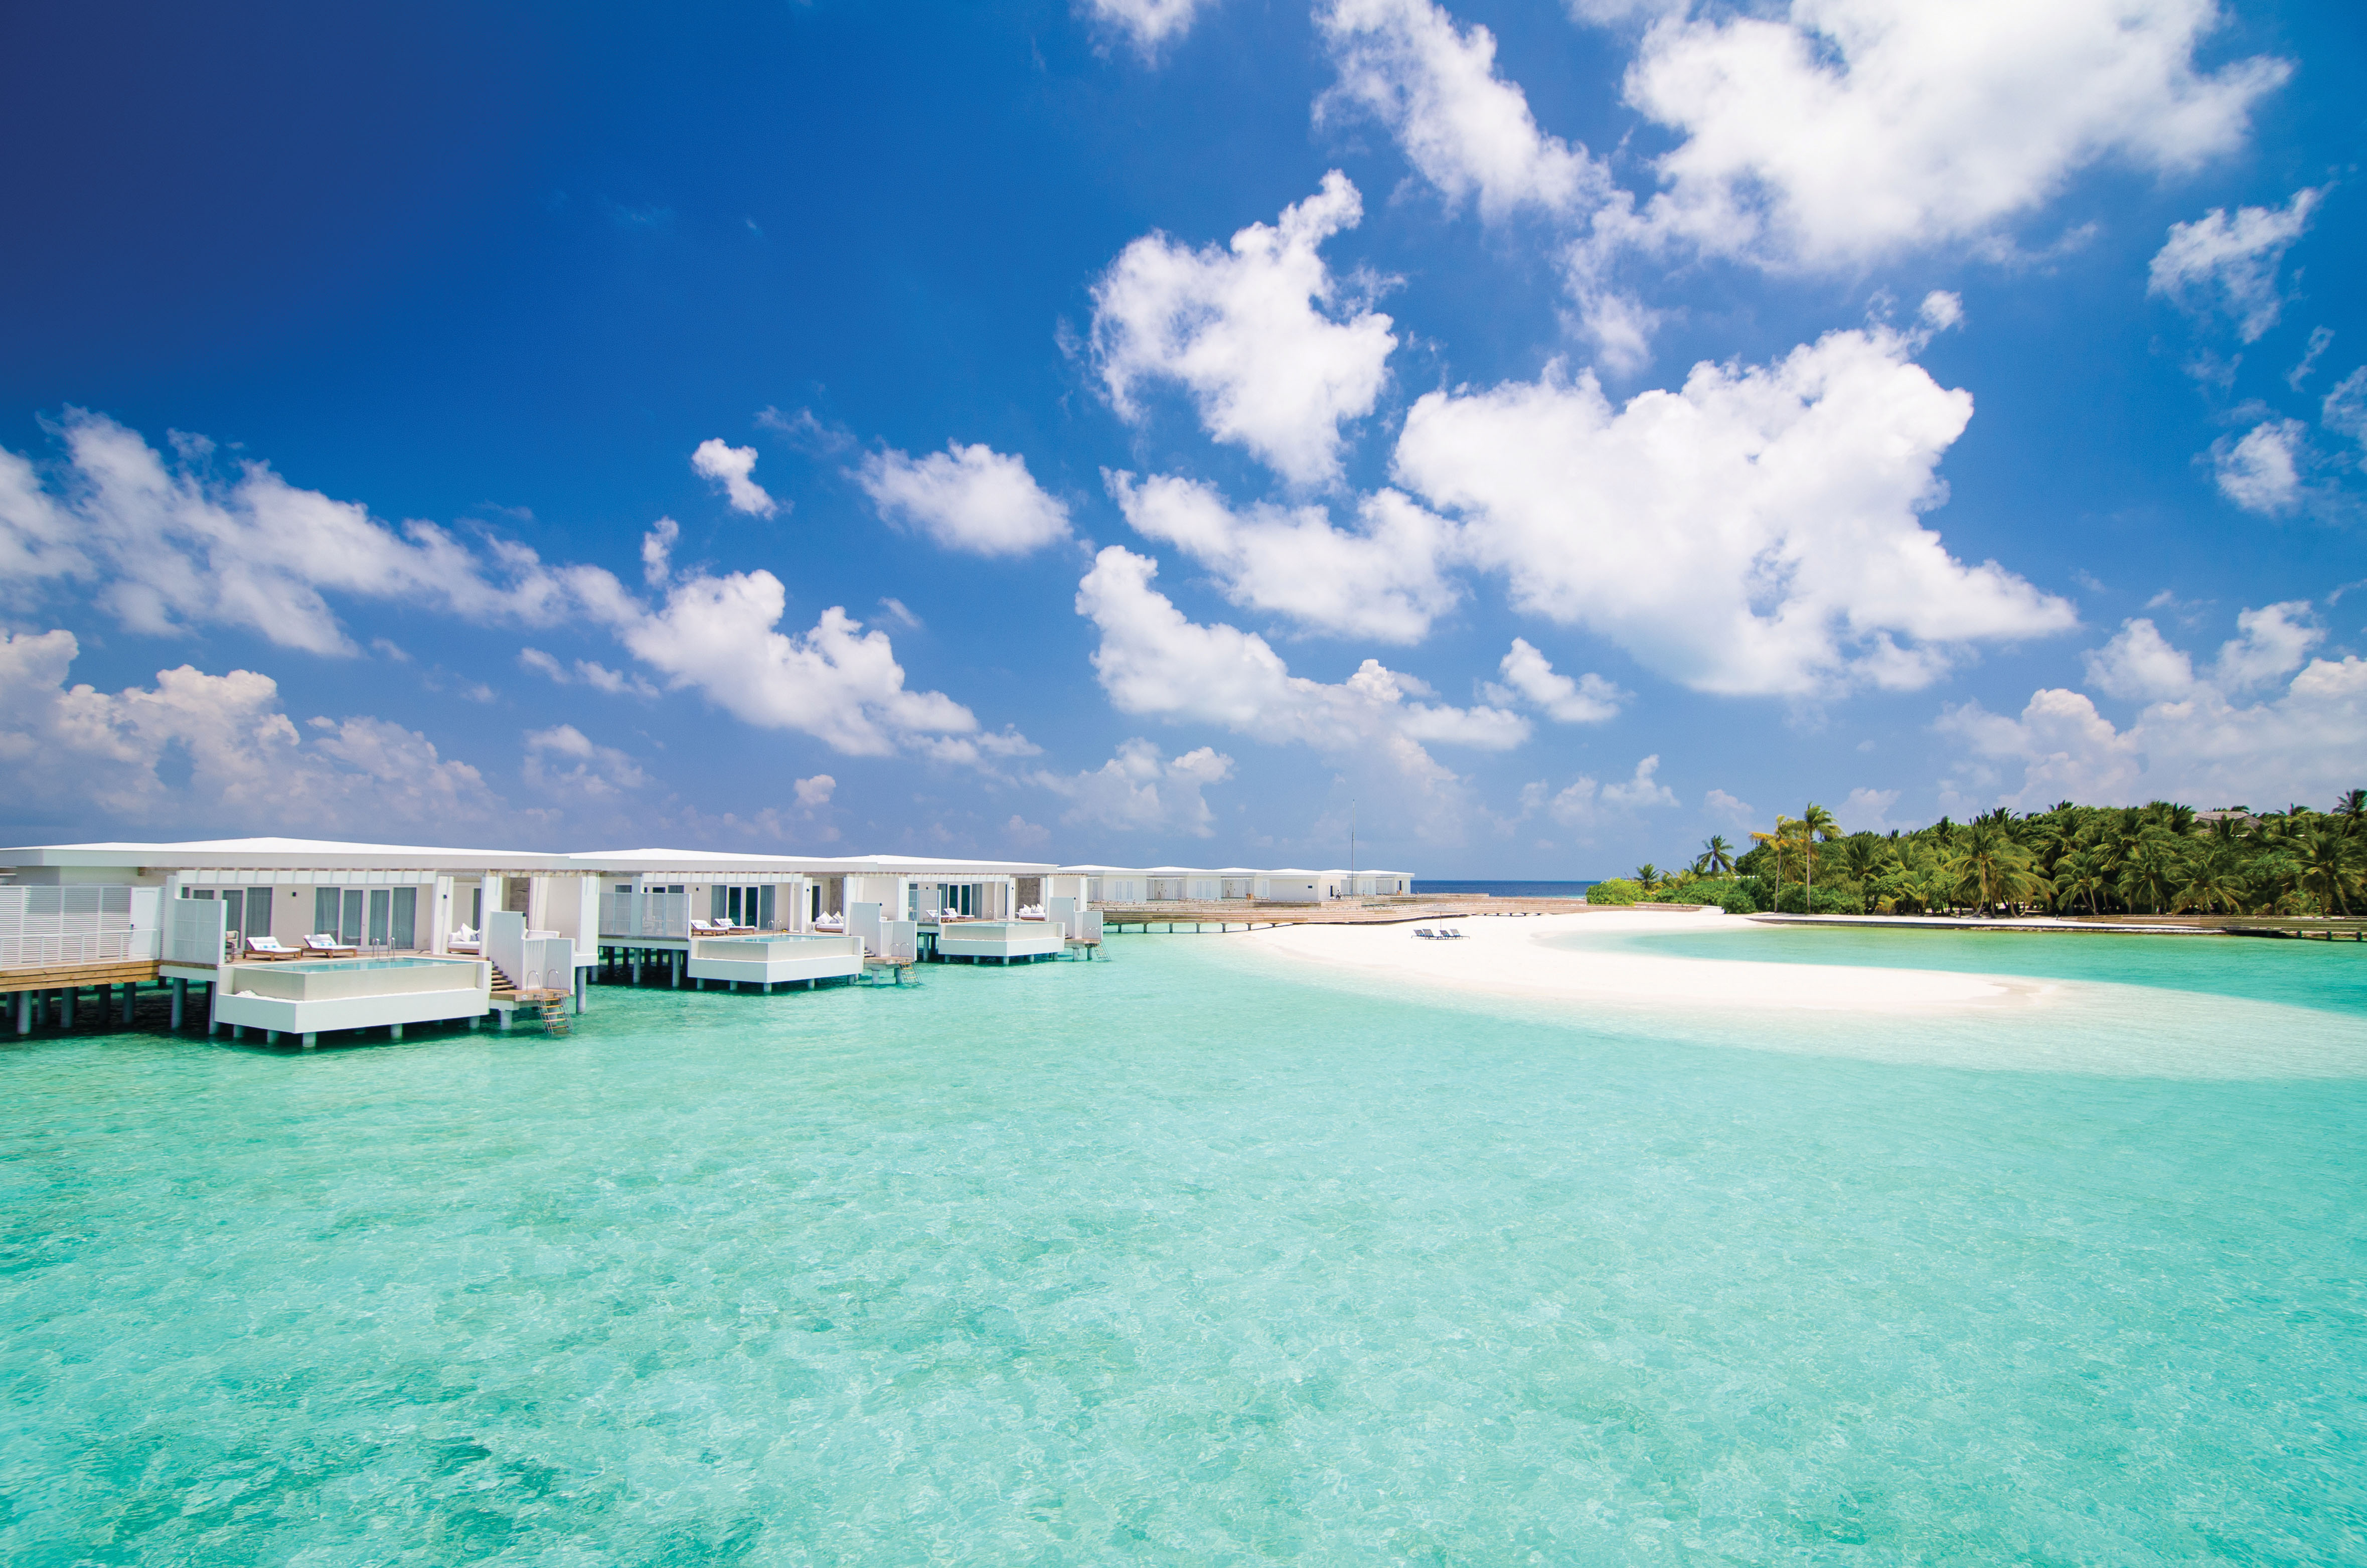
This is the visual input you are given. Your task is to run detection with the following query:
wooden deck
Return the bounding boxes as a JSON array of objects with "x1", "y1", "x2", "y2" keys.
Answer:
[{"x1": 0, "y1": 958, "x2": 162, "y2": 993}]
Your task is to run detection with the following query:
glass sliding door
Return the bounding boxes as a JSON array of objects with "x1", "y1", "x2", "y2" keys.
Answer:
[
  {"x1": 390, "y1": 887, "x2": 416, "y2": 950},
  {"x1": 341, "y1": 889, "x2": 365, "y2": 945},
  {"x1": 314, "y1": 888, "x2": 340, "y2": 936},
  {"x1": 368, "y1": 889, "x2": 391, "y2": 948},
  {"x1": 759, "y1": 885, "x2": 775, "y2": 929}
]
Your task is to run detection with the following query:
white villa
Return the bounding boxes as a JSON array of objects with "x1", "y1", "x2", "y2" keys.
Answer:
[{"x1": 0, "y1": 837, "x2": 1416, "y2": 1048}]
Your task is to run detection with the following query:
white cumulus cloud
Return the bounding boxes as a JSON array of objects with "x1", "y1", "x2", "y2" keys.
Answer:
[
  {"x1": 1391, "y1": 324, "x2": 2076, "y2": 696},
  {"x1": 1318, "y1": 0, "x2": 1611, "y2": 222},
  {"x1": 1035, "y1": 737, "x2": 1235, "y2": 836},
  {"x1": 1107, "y1": 469, "x2": 1457, "y2": 643},
  {"x1": 1596, "y1": 0, "x2": 2290, "y2": 273},
  {"x1": 1942, "y1": 603, "x2": 2364, "y2": 810},
  {"x1": 691, "y1": 439, "x2": 780, "y2": 517},
  {"x1": 1532, "y1": 755, "x2": 1678, "y2": 830},
  {"x1": 2211, "y1": 419, "x2": 2306, "y2": 514},
  {"x1": 1487, "y1": 637, "x2": 1625, "y2": 723},
  {"x1": 1091, "y1": 173, "x2": 1396, "y2": 487},
  {"x1": 1082, "y1": 0, "x2": 1210, "y2": 54},
  {"x1": 0, "y1": 411, "x2": 576, "y2": 656},
  {"x1": 616, "y1": 552, "x2": 989, "y2": 758},
  {"x1": 1839, "y1": 787, "x2": 1904, "y2": 833},
  {"x1": 523, "y1": 724, "x2": 648, "y2": 800},
  {"x1": 2149, "y1": 187, "x2": 2324, "y2": 342},
  {"x1": 0, "y1": 629, "x2": 500, "y2": 833},
  {"x1": 2322, "y1": 367, "x2": 2367, "y2": 445},
  {"x1": 1076, "y1": 544, "x2": 1525, "y2": 752},
  {"x1": 0, "y1": 415, "x2": 1007, "y2": 765},
  {"x1": 856, "y1": 441, "x2": 1072, "y2": 556}
]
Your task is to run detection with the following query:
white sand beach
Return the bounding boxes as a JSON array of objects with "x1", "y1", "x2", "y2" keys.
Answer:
[{"x1": 1250, "y1": 909, "x2": 2053, "y2": 1015}]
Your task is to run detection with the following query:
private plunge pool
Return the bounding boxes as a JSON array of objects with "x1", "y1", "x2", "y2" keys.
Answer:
[{"x1": 234, "y1": 958, "x2": 489, "y2": 1002}]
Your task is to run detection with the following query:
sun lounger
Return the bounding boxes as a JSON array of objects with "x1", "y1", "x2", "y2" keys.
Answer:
[
  {"x1": 302, "y1": 933, "x2": 360, "y2": 957},
  {"x1": 244, "y1": 936, "x2": 302, "y2": 960},
  {"x1": 1414, "y1": 928, "x2": 1436, "y2": 938}
]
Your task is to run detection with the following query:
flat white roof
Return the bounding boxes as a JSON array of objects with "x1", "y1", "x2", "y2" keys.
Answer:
[
  {"x1": 0, "y1": 837, "x2": 581, "y2": 873},
  {"x1": 576, "y1": 850, "x2": 1059, "y2": 876}
]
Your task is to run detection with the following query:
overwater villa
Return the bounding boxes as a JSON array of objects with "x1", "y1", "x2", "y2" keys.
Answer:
[{"x1": 0, "y1": 837, "x2": 1403, "y2": 1048}]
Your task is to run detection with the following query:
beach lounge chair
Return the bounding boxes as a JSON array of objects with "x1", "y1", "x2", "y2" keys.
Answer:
[
  {"x1": 1414, "y1": 928, "x2": 1436, "y2": 938},
  {"x1": 244, "y1": 935, "x2": 302, "y2": 960},
  {"x1": 302, "y1": 933, "x2": 360, "y2": 957}
]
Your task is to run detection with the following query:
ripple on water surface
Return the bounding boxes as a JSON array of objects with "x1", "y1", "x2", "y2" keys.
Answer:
[{"x1": 3, "y1": 939, "x2": 2363, "y2": 1565}]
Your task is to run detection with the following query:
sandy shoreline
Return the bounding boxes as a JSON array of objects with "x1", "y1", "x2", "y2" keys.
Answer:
[{"x1": 1243, "y1": 909, "x2": 2054, "y2": 1015}]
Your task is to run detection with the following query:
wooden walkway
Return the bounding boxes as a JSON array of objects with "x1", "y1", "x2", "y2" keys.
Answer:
[{"x1": 0, "y1": 957, "x2": 161, "y2": 994}]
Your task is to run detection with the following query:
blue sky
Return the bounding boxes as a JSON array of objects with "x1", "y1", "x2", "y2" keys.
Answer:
[{"x1": 1, "y1": 0, "x2": 2360, "y2": 874}]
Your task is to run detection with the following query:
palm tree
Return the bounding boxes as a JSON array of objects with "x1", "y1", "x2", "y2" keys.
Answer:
[
  {"x1": 2052, "y1": 849, "x2": 2110, "y2": 917},
  {"x1": 2118, "y1": 830, "x2": 2184, "y2": 915},
  {"x1": 1634, "y1": 863, "x2": 1662, "y2": 892},
  {"x1": 2336, "y1": 789, "x2": 2366, "y2": 836},
  {"x1": 1696, "y1": 835, "x2": 1735, "y2": 875},
  {"x1": 2172, "y1": 841, "x2": 2252, "y2": 914},
  {"x1": 2293, "y1": 825, "x2": 2360, "y2": 915},
  {"x1": 1947, "y1": 819, "x2": 2040, "y2": 914},
  {"x1": 1753, "y1": 824, "x2": 1788, "y2": 909},
  {"x1": 1799, "y1": 803, "x2": 1838, "y2": 908}
]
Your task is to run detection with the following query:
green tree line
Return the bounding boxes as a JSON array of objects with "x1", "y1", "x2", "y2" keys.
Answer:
[{"x1": 1585, "y1": 790, "x2": 2367, "y2": 917}]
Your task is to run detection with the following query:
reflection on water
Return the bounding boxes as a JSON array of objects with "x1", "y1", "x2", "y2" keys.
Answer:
[{"x1": 4, "y1": 938, "x2": 2362, "y2": 1564}]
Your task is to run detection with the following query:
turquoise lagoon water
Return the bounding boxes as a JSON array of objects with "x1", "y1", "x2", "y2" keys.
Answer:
[
  {"x1": 4, "y1": 936, "x2": 2364, "y2": 1564},
  {"x1": 1569, "y1": 920, "x2": 2367, "y2": 1019}
]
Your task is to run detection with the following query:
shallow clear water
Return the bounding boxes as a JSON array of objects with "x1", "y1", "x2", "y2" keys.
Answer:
[
  {"x1": 1577, "y1": 921, "x2": 2367, "y2": 1018},
  {"x1": 5, "y1": 939, "x2": 2363, "y2": 1564}
]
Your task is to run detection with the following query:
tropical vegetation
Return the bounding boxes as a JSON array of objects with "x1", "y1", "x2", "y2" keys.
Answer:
[{"x1": 1606, "y1": 792, "x2": 2366, "y2": 918}]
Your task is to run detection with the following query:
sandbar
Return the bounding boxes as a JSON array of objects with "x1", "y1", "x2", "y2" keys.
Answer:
[{"x1": 1245, "y1": 909, "x2": 2050, "y2": 1015}]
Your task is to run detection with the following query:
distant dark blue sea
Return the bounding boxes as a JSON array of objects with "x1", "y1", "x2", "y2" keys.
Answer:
[{"x1": 1411, "y1": 880, "x2": 1598, "y2": 897}]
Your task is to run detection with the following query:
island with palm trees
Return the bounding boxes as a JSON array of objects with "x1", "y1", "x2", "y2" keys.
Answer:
[{"x1": 1584, "y1": 791, "x2": 2366, "y2": 922}]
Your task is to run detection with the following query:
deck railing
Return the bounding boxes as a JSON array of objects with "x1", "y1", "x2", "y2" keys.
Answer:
[
  {"x1": 599, "y1": 889, "x2": 690, "y2": 940},
  {"x1": 0, "y1": 886, "x2": 161, "y2": 970}
]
